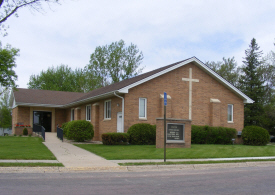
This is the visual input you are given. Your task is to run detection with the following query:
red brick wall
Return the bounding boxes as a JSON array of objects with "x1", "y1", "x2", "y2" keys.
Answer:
[
  {"x1": 12, "y1": 106, "x2": 30, "y2": 134},
  {"x1": 97, "y1": 97, "x2": 123, "y2": 140},
  {"x1": 123, "y1": 62, "x2": 244, "y2": 132},
  {"x1": 12, "y1": 107, "x2": 18, "y2": 134},
  {"x1": 16, "y1": 107, "x2": 31, "y2": 125},
  {"x1": 45, "y1": 62, "x2": 245, "y2": 141},
  {"x1": 65, "y1": 98, "x2": 123, "y2": 141},
  {"x1": 55, "y1": 109, "x2": 66, "y2": 128}
]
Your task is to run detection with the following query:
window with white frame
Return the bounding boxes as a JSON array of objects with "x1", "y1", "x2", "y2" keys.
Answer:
[
  {"x1": 86, "y1": 105, "x2": 91, "y2": 121},
  {"x1": 227, "y1": 104, "x2": 233, "y2": 122},
  {"x1": 104, "y1": 100, "x2": 111, "y2": 119},
  {"x1": 139, "y1": 98, "x2": 147, "y2": 119},
  {"x1": 71, "y1": 109, "x2": 74, "y2": 121}
]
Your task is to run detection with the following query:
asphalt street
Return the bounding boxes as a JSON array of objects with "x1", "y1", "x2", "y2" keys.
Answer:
[{"x1": 0, "y1": 165, "x2": 274, "y2": 195}]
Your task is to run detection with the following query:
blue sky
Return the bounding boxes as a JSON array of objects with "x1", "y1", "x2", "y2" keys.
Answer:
[{"x1": 1, "y1": 0, "x2": 275, "y2": 88}]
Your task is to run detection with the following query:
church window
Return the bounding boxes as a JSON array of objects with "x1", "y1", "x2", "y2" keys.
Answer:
[
  {"x1": 104, "y1": 100, "x2": 111, "y2": 119},
  {"x1": 86, "y1": 105, "x2": 91, "y2": 121},
  {"x1": 139, "y1": 98, "x2": 147, "y2": 119},
  {"x1": 71, "y1": 108, "x2": 74, "y2": 121},
  {"x1": 228, "y1": 104, "x2": 233, "y2": 122}
]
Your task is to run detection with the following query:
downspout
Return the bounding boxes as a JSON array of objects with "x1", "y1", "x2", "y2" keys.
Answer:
[{"x1": 114, "y1": 91, "x2": 124, "y2": 133}]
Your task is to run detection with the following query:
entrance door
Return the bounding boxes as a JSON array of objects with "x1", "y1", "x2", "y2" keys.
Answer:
[
  {"x1": 33, "y1": 111, "x2": 52, "y2": 132},
  {"x1": 117, "y1": 112, "x2": 122, "y2": 133}
]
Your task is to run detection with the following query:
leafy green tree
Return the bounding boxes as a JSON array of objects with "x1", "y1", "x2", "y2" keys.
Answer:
[
  {"x1": 239, "y1": 38, "x2": 265, "y2": 126},
  {"x1": 86, "y1": 40, "x2": 144, "y2": 89},
  {"x1": 259, "y1": 41, "x2": 275, "y2": 134},
  {"x1": 259, "y1": 49, "x2": 275, "y2": 103},
  {"x1": 205, "y1": 57, "x2": 240, "y2": 86},
  {"x1": 0, "y1": 0, "x2": 61, "y2": 36},
  {"x1": 28, "y1": 64, "x2": 86, "y2": 92},
  {"x1": 0, "y1": 42, "x2": 19, "y2": 90},
  {"x1": 0, "y1": 88, "x2": 12, "y2": 128}
]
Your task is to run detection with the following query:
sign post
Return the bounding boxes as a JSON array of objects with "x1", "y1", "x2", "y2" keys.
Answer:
[{"x1": 164, "y1": 92, "x2": 167, "y2": 162}]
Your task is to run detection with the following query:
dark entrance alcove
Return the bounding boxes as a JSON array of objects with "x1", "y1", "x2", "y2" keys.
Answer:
[{"x1": 33, "y1": 111, "x2": 52, "y2": 132}]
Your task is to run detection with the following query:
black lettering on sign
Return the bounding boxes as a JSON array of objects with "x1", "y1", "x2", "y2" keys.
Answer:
[{"x1": 166, "y1": 123, "x2": 184, "y2": 141}]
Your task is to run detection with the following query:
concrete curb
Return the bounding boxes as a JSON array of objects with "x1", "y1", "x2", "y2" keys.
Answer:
[
  {"x1": 125, "y1": 161, "x2": 275, "y2": 171},
  {"x1": 1, "y1": 161, "x2": 275, "y2": 173}
]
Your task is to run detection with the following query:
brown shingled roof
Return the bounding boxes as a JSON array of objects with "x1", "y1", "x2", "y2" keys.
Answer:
[
  {"x1": 14, "y1": 57, "x2": 252, "y2": 107},
  {"x1": 13, "y1": 88, "x2": 85, "y2": 106},
  {"x1": 70, "y1": 58, "x2": 190, "y2": 103},
  {"x1": 13, "y1": 58, "x2": 191, "y2": 107}
]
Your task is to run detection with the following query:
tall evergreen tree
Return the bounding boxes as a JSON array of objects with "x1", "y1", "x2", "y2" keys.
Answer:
[{"x1": 239, "y1": 38, "x2": 265, "y2": 126}]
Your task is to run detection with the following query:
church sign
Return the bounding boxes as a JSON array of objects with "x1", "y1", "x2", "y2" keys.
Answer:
[{"x1": 166, "y1": 123, "x2": 185, "y2": 143}]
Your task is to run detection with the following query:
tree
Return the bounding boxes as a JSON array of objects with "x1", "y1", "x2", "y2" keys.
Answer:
[
  {"x1": 28, "y1": 64, "x2": 86, "y2": 92},
  {"x1": 86, "y1": 40, "x2": 144, "y2": 90},
  {"x1": 238, "y1": 38, "x2": 265, "y2": 126},
  {"x1": 259, "y1": 40, "x2": 275, "y2": 134},
  {"x1": 0, "y1": 0, "x2": 60, "y2": 36},
  {"x1": 0, "y1": 42, "x2": 19, "y2": 90},
  {"x1": 0, "y1": 88, "x2": 12, "y2": 128},
  {"x1": 258, "y1": 44, "x2": 275, "y2": 103},
  {"x1": 205, "y1": 57, "x2": 240, "y2": 86}
]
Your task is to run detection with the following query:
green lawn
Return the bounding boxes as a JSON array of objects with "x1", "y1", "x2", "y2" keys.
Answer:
[
  {"x1": 0, "y1": 163, "x2": 63, "y2": 167},
  {"x1": 0, "y1": 136, "x2": 56, "y2": 160},
  {"x1": 75, "y1": 144, "x2": 275, "y2": 160}
]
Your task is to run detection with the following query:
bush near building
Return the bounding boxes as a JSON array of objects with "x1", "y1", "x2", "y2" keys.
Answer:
[
  {"x1": 66, "y1": 120, "x2": 94, "y2": 142},
  {"x1": 242, "y1": 126, "x2": 270, "y2": 146},
  {"x1": 61, "y1": 122, "x2": 70, "y2": 137},
  {"x1": 23, "y1": 128, "x2": 28, "y2": 136},
  {"x1": 102, "y1": 133, "x2": 129, "y2": 145},
  {"x1": 127, "y1": 123, "x2": 156, "y2": 145},
  {"x1": 191, "y1": 125, "x2": 237, "y2": 145}
]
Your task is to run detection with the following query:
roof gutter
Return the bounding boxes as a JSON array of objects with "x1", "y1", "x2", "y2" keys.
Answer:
[
  {"x1": 114, "y1": 91, "x2": 124, "y2": 133},
  {"x1": 63, "y1": 91, "x2": 116, "y2": 108}
]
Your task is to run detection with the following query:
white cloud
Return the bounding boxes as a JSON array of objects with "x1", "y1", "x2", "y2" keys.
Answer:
[{"x1": 1, "y1": 0, "x2": 275, "y2": 88}]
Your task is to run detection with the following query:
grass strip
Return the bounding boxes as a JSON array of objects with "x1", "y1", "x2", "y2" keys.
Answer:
[
  {"x1": 0, "y1": 163, "x2": 64, "y2": 167},
  {"x1": 119, "y1": 159, "x2": 275, "y2": 166},
  {"x1": 75, "y1": 144, "x2": 275, "y2": 160},
  {"x1": 0, "y1": 136, "x2": 56, "y2": 160}
]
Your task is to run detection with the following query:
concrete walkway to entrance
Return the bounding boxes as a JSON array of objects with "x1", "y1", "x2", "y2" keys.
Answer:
[{"x1": 43, "y1": 133, "x2": 119, "y2": 169}]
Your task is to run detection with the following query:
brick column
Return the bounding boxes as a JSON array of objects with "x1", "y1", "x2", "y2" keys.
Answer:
[
  {"x1": 156, "y1": 118, "x2": 191, "y2": 148},
  {"x1": 210, "y1": 99, "x2": 221, "y2": 127},
  {"x1": 75, "y1": 107, "x2": 81, "y2": 120},
  {"x1": 91, "y1": 103, "x2": 99, "y2": 141}
]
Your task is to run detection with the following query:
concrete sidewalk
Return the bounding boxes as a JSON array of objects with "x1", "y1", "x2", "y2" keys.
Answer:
[{"x1": 43, "y1": 133, "x2": 119, "y2": 169}]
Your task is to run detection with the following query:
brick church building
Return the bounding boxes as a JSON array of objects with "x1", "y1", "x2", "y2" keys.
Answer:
[{"x1": 11, "y1": 57, "x2": 253, "y2": 140}]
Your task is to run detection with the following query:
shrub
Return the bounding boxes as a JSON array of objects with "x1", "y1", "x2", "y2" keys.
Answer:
[
  {"x1": 242, "y1": 126, "x2": 270, "y2": 146},
  {"x1": 67, "y1": 120, "x2": 94, "y2": 142},
  {"x1": 127, "y1": 123, "x2": 156, "y2": 145},
  {"x1": 191, "y1": 125, "x2": 237, "y2": 145},
  {"x1": 23, "y1": 128, "x2": 28, "y2": 136},
  {"x1": 102, "y1": 133, "x2": 129, "y2": 145},
  {"x1": 61, "y1": 122, "x2": 70, "y2": 137}
]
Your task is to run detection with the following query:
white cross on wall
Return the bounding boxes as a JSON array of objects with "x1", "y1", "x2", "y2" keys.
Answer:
[{"x1": 182, "y1": 68, "x2": 199, "y2": 120}]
